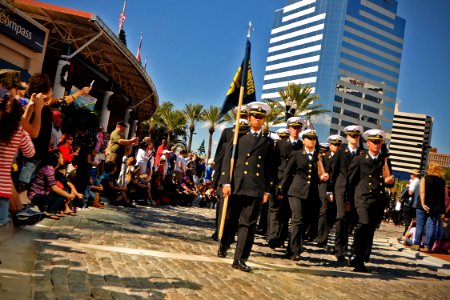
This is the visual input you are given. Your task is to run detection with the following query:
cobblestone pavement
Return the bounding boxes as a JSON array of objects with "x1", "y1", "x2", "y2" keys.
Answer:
[{"x1": 1, "y1": 205, "x2": 449, "y2": 299}]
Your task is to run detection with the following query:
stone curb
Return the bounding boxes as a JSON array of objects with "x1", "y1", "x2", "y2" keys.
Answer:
[{"x1": 387, "y1": 237, "x2": 450, "y2": 275}]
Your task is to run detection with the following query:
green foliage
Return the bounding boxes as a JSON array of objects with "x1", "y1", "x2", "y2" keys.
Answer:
[
  {"x1": 197, "y1": 139, "x2": 206, "y2": 156},
  {"x1": 201, "y1": 105, "x2": 226, "y2": 159},
  {"x1": 445, "y1": 168, "x2": 450, "y2": 184},
  {"x1": 146, "y1": 101, "x2": 186, "y2": 144},
  {"x1": 118, "y1": 28, "x2": 127, "y2": 46},
  {"x1": 183, "y1": 103, "x2": 204, "y2": 152},
  {"x1": 278, "y1": 82, "x2": 328, "y2": 117}
]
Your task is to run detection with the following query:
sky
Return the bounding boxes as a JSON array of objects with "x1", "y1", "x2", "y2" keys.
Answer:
[{"x1": 40, "y1": 0, "x2": 450, "y2": 155}]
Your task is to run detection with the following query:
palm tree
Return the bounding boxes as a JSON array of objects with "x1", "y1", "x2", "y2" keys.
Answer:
[
  {"x1": 183, "y1": 103, "x2": 204, "y2": 152},
  {"x1": 202, "y1": 105, "x2": 225, "y2": 159},
  {"x1": 154, "y1": 102, "x2": 186, "y2": 144},
  {"x1": 278, "y1": 82, "x2": 328, "y2": 118}
]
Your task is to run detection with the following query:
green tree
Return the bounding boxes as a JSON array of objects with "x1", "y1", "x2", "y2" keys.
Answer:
[
  {"x1": 197, "y1": 139, "x2": 206, "y2": 156},
  {"x1": 445, "y1": 167, "x2": 450, "y2": 184},
  {"x1": 118, "y1": 28, "x2": 127, "y2": 46},
  {"x1": 278, "y1": 82, "x2": 328, "y2": 118},
  {"x1": 153, "y1": 102, "x2": 186, "y2": 144},
  {"x1": 183, "y1": 103, "x2": 204, "y2": 152},
  {"x1": 202, "y1": 105, "x2": 225, "y2": 159}
]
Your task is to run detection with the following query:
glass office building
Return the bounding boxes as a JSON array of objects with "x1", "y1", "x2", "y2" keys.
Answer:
[{"x1": 262, "y1": 0, "x2": 405, "y2": 139}]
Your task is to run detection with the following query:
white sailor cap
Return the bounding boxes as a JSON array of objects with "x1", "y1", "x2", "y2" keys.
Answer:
[
  {"x1": 319, "y1": 142, "x2": 330, "y2": 149},
  {"x1": 286, "y1": 116, "x2": 303, "y2": 128},
  {"x1": 276, "y1": 128, "x2": 289, "y2": 137},
  {"x1": 300, "y1": 129, "x2": 318, "y2": 140},
  {"x1": 248, "y1": 101, "x2": 271, "y2": 116},
  {"x1": 233, "y1": 105, "x2": 249, "y2": 117},
  {"x1": 327, "y1": 135, "x2": 345, "y2": 144},
  {"x1": 239, "y1": 119, "x2": 249, "y2": 126},
  {"x1": 343, "y1": 125, "x2": 363, "y2": 135},
  {"x1": 363, "y1": 129, "x2": 385, "y2": 141}
]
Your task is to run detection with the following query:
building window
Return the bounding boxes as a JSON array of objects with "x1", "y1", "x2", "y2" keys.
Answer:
[
  {"x1": 334, "y1": 95, "x2": 343, "y2": 102},
  {"x1": 344, "y1": 98, "x2": 361, "y2": 109},
  {"x1": 343, "y1": 109, "x2": 360, "y2": 119},
  {"x1": 341, "y1": 120, "x2": 354, "y2": 127},
  {"x1": 331, "y1": 117, "x2": 339, "y2": 124},
  {"x1": 333, "y1": 106, "x2": 341, "y2": 113},
  {"x1": 365, "y1": 94, "x2": 382, "y2": 104},
  {"x1": 363, "y1": 104, "x2": 379, "y2": 114}
]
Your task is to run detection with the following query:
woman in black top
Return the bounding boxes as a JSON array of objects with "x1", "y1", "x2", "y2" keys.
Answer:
[{"x1": 419, "y1": 163, "x2": 448, "y2": 251}]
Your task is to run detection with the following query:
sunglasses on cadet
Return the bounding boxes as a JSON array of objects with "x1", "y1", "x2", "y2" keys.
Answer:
[
  {"x1": 330, "y1": 143, "x2": 341, "y2": 146},
  {"x1": 304, "y1": 136, "x2": 317, "y2": 140},
  {"x1": 251, "y1": 114, "x2": 265, "y2": 119},
  {"x1": 370, "y1": 140, "x2": 382, "y2": 144},
  {"x1": 348, "y1": 134, "x2": 359, "y2": 138}
]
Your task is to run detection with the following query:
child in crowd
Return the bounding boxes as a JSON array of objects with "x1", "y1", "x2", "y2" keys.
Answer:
[{"x1": 99, "y1": 161, "x2": 134, "y2": 208}]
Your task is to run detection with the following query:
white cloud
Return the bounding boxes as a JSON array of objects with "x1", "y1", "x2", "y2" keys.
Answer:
[{"x1": 311, "y1": 114, "x2": 331, "y2": 125}]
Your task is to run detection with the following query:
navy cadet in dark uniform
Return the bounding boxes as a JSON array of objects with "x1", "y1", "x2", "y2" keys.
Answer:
[
  {"x1": 330, "y1": 125, "x2": 363, "y2": 261},
  {"x1": 268, "y1": 117, "x2": 303, "y2": 250},
  {"x1": 348, "y1": 129, "x2": 394, "y2": 272},
  {"x1": 281, "y1": 129, "x2": 328, "y2": 260},
  {"x1": 316, "y1": 135, "x2": 344, "y2": 248},
  {"x1": 276, "y1": 128, "x2": 290, "y2": 140},
  {"x1": 211, "y1": 106, "x2": 249, "y2": 241},
  {"x1": 218, "y1": 102, "x2": 274, "y2": 272}
]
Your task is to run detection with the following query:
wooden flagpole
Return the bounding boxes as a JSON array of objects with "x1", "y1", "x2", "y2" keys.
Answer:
[{"x1": 218, "y1": 22, "x2": 253, "y2": 240}]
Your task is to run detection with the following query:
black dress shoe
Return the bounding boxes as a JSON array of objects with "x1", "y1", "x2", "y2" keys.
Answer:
[
  {"x1": 335, "y1": 254, "x2": 346, "y2": 262},
  {"x1": 232, "y1": 260, "x2": 252, "y2": 272},
  {"x1": 316, "y1": 241, "x2": 327, "y2": 248},
  {"x1": 211, "y1": 232, "x2": 218, "y2": 241},
  {"x1": 291, "y1": 253, "x2": 302, "y2": 261},
  {"x1": 327, "y1": 246, "x2": 336, "y2": 255},
  {"x1": 353, "y1": 262, "x2": 369, "y2": 273},
  {"x1": 217, "y1": 244, "x2": 228, "y2": 258},
  {"x1": 348, "y1": 255, "x2": 358, "y2": 268}
]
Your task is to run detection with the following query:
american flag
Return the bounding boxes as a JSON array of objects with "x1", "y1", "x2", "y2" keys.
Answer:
[
  {"x1": 136, "y1": 32, "x2": 143, "y2": 62},
  {"x1": 118, "y1": 0, "x2": 127, "y2": 32}
]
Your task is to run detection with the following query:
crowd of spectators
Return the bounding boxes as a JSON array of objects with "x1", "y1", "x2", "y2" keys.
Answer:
[{"x1": 0, "y1": 69, "x2": 217, "y2": 230}]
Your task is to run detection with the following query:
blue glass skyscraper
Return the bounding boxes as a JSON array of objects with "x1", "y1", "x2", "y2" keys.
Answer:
[{"x1": 262, "y1": 0, "x2": 405, "y2": 139}]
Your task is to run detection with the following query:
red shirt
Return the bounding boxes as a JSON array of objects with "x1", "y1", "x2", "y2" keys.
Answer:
[
  {"x1": 58, "y1": 143, "x2": 75, "y2": 164},
  {"x1": 154, "y1": 144, "x2": 167, "y2": 167}
]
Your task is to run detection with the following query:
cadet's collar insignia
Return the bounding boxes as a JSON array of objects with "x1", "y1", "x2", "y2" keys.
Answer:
[
  {"x1": 366, "y1": 155, "x2": 369, "y2": 159},
  {"x1": 345, "y1": 149, "x2": 348, "y2": 153},
  {"x1": 303, "y1": 151, "x2": 306, "y2": 155},
  {"x1": 328, "y1": 155, "x2": 332, "y2": 159}
]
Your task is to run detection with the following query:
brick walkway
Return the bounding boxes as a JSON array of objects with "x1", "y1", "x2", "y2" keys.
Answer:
[{"x1": 0, "y1": 205, "x2": 449, "y2": 299}]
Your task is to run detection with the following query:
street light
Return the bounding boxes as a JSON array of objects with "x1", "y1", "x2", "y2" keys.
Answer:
[{"x1": 285, "y1": 97, "x2": 297, "y2": 120}]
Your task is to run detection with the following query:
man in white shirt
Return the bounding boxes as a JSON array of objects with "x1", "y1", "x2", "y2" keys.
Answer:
[{"x1": 174, "y1": 149, "x2": 187, "y2": 184}]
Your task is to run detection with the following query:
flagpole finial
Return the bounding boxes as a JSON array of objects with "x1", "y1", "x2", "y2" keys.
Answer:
[{"x1": 247, "y1": 22, "x2": 254, "y2": 39}]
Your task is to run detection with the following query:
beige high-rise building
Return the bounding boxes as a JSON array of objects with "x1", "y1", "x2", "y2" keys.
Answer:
[{"x1": 389, "y1": 107, "x2": 433, "y2": 177}]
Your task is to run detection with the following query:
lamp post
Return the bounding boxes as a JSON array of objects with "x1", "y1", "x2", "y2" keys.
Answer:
[{"x1": 285, "y1": 97, "x2": 297, "y2": 121}]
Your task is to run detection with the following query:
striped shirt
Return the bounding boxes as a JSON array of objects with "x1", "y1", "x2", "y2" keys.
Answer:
[{"x1": 0, "y1": 127, "x2": 35, "y2": 198}]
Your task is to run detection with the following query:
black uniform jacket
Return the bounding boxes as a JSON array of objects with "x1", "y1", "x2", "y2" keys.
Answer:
[
  {"x1": 319, "y1": 153, "x2": 334, "y2": 193},
  {"x1": 211, "y1": 125, "x2": 249, "y2": 190},
  {"x1": 330, "y1": 145, "x2": 360, "y2": 196},
  {"x1": 274, "y1": 138, "x2": 303, "y2": 184},
  {"x1": 219, "y1": 129, "x2": 274, "y2": 199},
  {"x1": 281, "y1": 149, "x2": 320, "y2": 199},
  {"x1": 348, "y1": 151, "x2": 386, "y2": 208}
]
